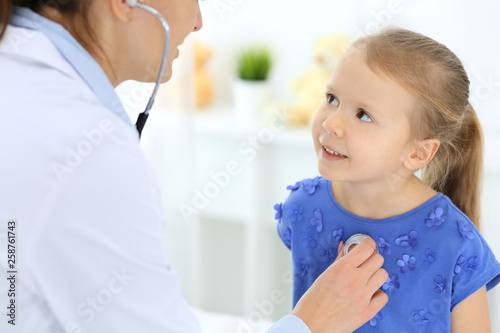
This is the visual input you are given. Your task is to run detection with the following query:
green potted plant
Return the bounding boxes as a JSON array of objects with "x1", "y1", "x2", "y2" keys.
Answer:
[{"x1": 233, "y1": 45, "x2": 273, "y2": 122}]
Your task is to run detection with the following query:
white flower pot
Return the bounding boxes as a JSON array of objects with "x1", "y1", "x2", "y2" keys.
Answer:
[{"x1": 233, "y1": 79, "x2": 270, "y2": 122}]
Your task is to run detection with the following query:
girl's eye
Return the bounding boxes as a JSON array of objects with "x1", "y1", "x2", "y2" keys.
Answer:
[
  {"x1": 357, "y1": 109, "x2": 373, "y2": 122},
  {"x1": 326, "y1": 93, "x2": 339, "y2": 106}
]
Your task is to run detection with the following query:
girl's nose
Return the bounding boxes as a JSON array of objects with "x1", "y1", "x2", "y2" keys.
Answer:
[{"x1": 322, "y1": 112, "x2": 345, "y2": 138}]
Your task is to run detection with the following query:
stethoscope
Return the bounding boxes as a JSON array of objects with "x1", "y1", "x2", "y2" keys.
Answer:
[
  {"x1": 126, "y1": 0, "x2": 170, "y2": 138},
  {"x1": 344, "y1": 234, "x2": 379, "y2": 256}
]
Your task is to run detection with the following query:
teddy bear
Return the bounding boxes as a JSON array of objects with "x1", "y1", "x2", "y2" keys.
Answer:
[
  {"x1": 194, "y1": 40, "x2": 214, "y2": 109},
  {"x1": 287, "y1": 34, "x2": 351, "y2": 126}
]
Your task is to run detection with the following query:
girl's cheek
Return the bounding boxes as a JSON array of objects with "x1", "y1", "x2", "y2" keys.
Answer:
[
  {"x1": 311, "y1": 111, "x2": 324, "y2": 130},
  {"x1": 312, "y1": 120, "x2": 323, "y2": 136}
]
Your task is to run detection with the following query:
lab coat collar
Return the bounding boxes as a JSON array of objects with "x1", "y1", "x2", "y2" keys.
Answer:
[{"x1": 9, "y1": 6, "x2": 134, "y2": 128}]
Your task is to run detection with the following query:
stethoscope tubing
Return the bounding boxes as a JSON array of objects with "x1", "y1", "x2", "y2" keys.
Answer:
[{"x1": 134, "y1": 3, "x2": 171, "y2": 138}]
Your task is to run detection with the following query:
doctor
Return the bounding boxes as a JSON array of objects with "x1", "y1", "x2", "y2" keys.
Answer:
[{"x1": 0, "y1": 1, "x2": 388, "y2": 332}]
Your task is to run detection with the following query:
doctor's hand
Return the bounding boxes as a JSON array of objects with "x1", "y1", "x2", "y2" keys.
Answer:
[{"x1": 291, "y1": 238, "x2": 389, "y2": 333}]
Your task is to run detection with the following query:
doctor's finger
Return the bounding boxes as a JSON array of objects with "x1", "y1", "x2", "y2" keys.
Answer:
[
  {"x1": 367, "y1": 289, "x2": 389, "y2": 318},
  {"x1": 358, "y1": 252, "x2": 385, "y2": 277},
  {"x1": 366, "y1": 267, "x2": 389, "y2": 296},
  {"x1": 334, "y1": 241, "x2": 345, "y2": 263},
  {"x1": 343, "y1": 237, "x2": 378, "y2": 268}
]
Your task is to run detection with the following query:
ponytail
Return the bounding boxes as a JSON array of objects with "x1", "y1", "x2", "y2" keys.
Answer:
[
  {"x1": 0, "y1": 0, "x2": 12, "y2": 40},
  {"x1": 422, "y1": 104, "x2": 484, "y2": 229}
]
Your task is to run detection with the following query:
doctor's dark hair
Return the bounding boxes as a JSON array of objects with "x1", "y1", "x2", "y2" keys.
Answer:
[
  {"x1": 0, "y1": 0, "x2": 11, "y2": 39},
  {"x1": 354, "y1": 28, "x2": 484, "y2": 228},
  {"x1": 1, "y1": 1, "x2": 94, "y2": 48}
]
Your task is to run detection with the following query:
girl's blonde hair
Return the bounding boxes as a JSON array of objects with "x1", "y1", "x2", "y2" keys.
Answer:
[{"x1": 354, "y1": 28, "x2": 483, "y2": 228}]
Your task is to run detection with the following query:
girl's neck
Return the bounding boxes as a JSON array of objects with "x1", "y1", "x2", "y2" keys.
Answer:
[{"x1": 331, "y1": 175, "x2": 438, "y2": 220}]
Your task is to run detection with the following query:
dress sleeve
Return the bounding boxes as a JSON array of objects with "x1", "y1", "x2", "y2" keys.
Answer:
[
  {"x1": 275, "y1": 181, "x2": 302, "y2": 250},
  {"x1": 450, "y1": 218, "x2": 500, "y2": 311},
  {"x1": 276, "y1": 200, "x2": 292, "y2": 250},
  {"x1": 275, "y1": 177, "x2": 321, "y2": 251}
]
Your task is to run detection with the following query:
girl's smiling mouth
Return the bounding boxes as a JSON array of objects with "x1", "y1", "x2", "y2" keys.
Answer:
[{"x1": 321, "y1": 144, "x2": 348, "y2": 160}]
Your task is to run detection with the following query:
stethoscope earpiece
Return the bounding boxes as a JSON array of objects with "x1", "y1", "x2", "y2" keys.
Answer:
[{"x1": 125, "y1": 0, "x2": 138, "y2": 7}]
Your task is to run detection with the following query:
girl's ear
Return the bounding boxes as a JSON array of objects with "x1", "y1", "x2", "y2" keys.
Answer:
[{"x1": 404, "y1": 139, "x2": 440, "y2": 171}]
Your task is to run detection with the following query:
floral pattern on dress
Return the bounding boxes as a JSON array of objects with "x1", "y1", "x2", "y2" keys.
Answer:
[
  {"x1": 294, "y1": 258, "x2": 309, "y2": 277},
  {"x1": 413, "y1": 310, "x2": 432, "y2": 325},
  {"x1": 273, "y1": 203, "x2": 283, "y2": 220},
  {"x1": 383, "y1": 274, "x2": 400, "y2": 294},
  {"x1": 426, "y1": 207, "x2": 447, "y2": 227},
  {"x1": 466, "y1": 257, "x2": 480, "y2": 272},
  {"x1": 286, "y1": 181, "x2": 301, "y2": 191},
  {"x1": 314, "y1": 244, "x2": 337, "y2": 264},
  {"x1": 457, "y1": 220, "x2": 475, "y2": 240},
  {"x1": 434, "y1": 275, "x2": 447, "y2": 293},
  {"x1": 309, "y1": 209, "x2": 323, "y2": 232},
  {"x1": 369, "y1": 312, "x2": 383, "y2": 327},
  {"x1": 276, "y1": 180, "x2": 500, "y2": 332},
  {"x1": 397, "y1": 254, "x2": 417, "y2": 273},
  {"x1": 377, "y1": 237, "x2": 391, "y2": 255},
  {"x1": 301, "y1": 226, "x2": 319, "y2": 248},
  {"x1": 287, "y1": 203, "x2": 303, "y2": 223},
  {"x1": 302, "y1": 177, "x2": 321, "y2": 194},
  {"x1": 454, "y1": 255, "x2": 466, "y2": 274},
  {"x1": 395, "y1": 230, "x2": 418, "y2": 248},
  {"x1": 420, "y1": 248, "x2": 436, "y2": 269},
  {"x1": 331, "y1": 227, "x2": 344, "y2": 244}
]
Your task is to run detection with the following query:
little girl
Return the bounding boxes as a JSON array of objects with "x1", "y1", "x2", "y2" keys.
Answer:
[{"x1": 275, "y1": 28, "x2": 500, "y2": 332}]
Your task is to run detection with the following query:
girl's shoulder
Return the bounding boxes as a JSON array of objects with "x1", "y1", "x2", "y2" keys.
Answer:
[
  {"x1": 283, "y1": 176, "x2": 329, "y2": 201},
  {"x1": 276, "y1": 176, "x2": 330, "y2": 227},
  {"x1": 412, "y1": 194, "x2": 488, "y2": 253},
  {"x1": 426, "y1": 194, "x2": 480, "y2": 237}
]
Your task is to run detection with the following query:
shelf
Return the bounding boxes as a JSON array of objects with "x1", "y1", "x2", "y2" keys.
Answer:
[{"x1": 191, "y1": 105, "x2": 314, "y2": 149}]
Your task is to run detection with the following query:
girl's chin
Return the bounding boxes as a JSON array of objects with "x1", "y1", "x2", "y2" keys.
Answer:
[{"x1": 316, "y1": 165, "x2": 335, "y2": 181}]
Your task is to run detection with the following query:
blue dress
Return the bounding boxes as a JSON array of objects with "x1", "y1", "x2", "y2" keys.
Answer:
[{"x1": 275, "y1": 177, "x2": 500, "y2": 332}]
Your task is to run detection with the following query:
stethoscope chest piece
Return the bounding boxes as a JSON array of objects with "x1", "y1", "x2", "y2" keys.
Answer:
[{"x1": 344, "y1": 233, "x2": 379, "y2": 256}]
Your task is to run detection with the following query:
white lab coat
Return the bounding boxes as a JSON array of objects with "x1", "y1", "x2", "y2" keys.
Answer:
[{"x1": 0, "y1": 25, "x2": 201, "y2": 332}]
